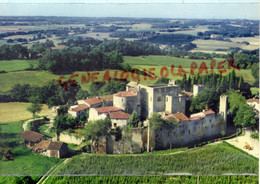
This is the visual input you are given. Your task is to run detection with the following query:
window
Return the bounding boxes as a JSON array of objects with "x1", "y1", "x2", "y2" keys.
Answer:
[
  {"x1": 189, "y1": 130, "x2": 191, "y2": 134},
  {"x1": 166, "y1": 97, "x2": 168, "y2": 102},
  {"x1": 158, "y1": 97, "x2": 161, "y2": 101},
  {"x1": 114, "y1": 123, "x2": 117, "y2": 127},
  {"x1": 122, "y1": 99, "x2": 123, "y2": 102}
]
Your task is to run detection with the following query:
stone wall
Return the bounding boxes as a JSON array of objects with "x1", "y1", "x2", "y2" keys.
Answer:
[
  {"x1": 106, "y1": 127, "x2": 147, "y2": 154},
  {"x1": 52, "y1": 133, "x2": 84, "y2": 145},
  {"x1": 153, "y1": 114, "x2": 225, "y2": 149}
]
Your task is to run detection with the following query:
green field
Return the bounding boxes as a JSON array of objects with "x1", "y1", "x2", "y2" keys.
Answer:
[
  {"x1": 0, "y1": 102, "x2": 51, "y2": 123},
  {"x1": 124, "y1": 55, "x2": 255, "y2": 84},
  {"x1": 52, "y1": 142, "x2": 258, "y2": 175},
  {"x1": 0, "y1": 121, "x2": 61, "y2": 176},
  {"x1": 191, "y1": 39, "x2": 246, "y2": 54},
  {"x1": 44, "y1": 176, "x2": 258, "y2": 184},
  {"x1": 0, "y1": 60, "x2": 38, "y2": 72}
]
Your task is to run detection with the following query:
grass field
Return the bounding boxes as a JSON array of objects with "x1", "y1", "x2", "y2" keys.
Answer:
[
  {"x1": 191, "y1": 39, "x2": 246, "y2": 54},
  {"x1": 0, "y1": 102, "x2": 51, "y2": 123},
  {"x1": 52, "y1": 142, "x2": 258, "y2": 175},
  {"x1": 0, "y1": 60, "x2": 38, "y2": 72},
  {"x1": 124, "y1": 55, "x2": 254, "y2": 84},
  {"x1": 0, "y1": 70, "x2": 59, "y2": 92},
  {"x1": 230, "y1": 36, "x2": 259, "y2": 51},
  {"x1": 0, "y1": 121, "x2": 61, "y2": 175}
]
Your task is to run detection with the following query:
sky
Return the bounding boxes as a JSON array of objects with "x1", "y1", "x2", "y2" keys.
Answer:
[{"x1": 0, "y1": 0, "x2": 259, "y2": 20}]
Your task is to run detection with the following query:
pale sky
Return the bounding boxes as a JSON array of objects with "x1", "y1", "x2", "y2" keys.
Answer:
[{"x1": 0, "y1": 0, "x2": 259, "y2": 19}]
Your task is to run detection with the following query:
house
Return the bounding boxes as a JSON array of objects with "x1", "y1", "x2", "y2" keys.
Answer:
[
  {"x1": 68, "y1": 104, "x2": 89, "y2": 118},
  {"x1": 110, "y1": 111, "x2": 132, "y2": 129},
  {"x1": 32, "y1": 140, "x2": 68, "y2": 158},
  {"x1": 98, "y1": 94, "x2": 114, "y2": 106},
  {"x1": 18, "y1": 131, "x2": 45, "y2": 147},
  {"x1": 78, "y1": 97, "x2": 103, "y2": 108},
  {"x1": 88, "y1": 106, "x2": 122, "y2": 122}
]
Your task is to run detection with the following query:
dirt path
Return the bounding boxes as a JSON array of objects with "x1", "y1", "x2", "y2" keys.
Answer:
[
  {"x1": 22, "y1": 117, "x2": 43, "y2": 131},
  {"x1": 225, "y1": 129, "x2": 259, "y2": 158}
]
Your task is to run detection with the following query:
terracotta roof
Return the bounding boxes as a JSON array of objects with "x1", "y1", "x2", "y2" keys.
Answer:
[
  {"x1": 110, "y1": 111, "x2": 131, "y2": 119},
  {"x1": 173, "y1": 113, "x2": 190, "y2": 122},
  {"x1": 114, "y1": 91, "x2": 137, "y2": 97},
  {"x1": 71, "y1": 104, "x2": 89, "y2": 112},
  {"x1": 203, "y1": 110, "x2": 215, "y2": 115},
  {"x1": 96, "y1": 106, "x2": 122, "y2": 113},
  {"x1": 18, "y1": 131, "x2": 45, "y2": 142},
  {"x1": 247, "y1": 99, "x2": 259, "y2": 104},
  {"x1": 98, "y1": 95, "x2": 113, "y2": 102},
  {"x1": 84, "y1": 97, "x2": 102, "y2": 106},
  {"x1": 33, "y1": 140, "x2": 64, "y2": 150}
]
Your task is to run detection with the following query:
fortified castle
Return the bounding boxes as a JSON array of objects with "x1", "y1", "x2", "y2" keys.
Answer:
[{"x1": 67, "y1": 80, "x2": 227, "y2": 153}]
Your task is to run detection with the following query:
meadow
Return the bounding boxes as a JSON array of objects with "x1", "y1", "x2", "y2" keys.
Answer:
[
  {"x1": 0, "y1": 121, "x2": 61, "y2": 176},
  {"x1": 0, "y1": 60, "x2": 38, "y2": 72},
  {"x1": 191, "y1": 39, "x2": 247, "y2": 54},
  {"x1": 52, "y1": 142, "x2": 258, "y2": 175},
  {"x1": 0, "y1": 102, "x2": 51, "y2": 123}
]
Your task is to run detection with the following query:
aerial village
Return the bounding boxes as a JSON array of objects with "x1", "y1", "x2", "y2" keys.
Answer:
[{"x1": 17, "y1": 79, "x2": 254, "y2": 157}]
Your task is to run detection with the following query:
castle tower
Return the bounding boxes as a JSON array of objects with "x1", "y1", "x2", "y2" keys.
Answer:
[
  {"x1": 193, "y1": 84, "x2": 205, "y2": 97},
  {"x1": 219, "y1": 95, "x2": 228, "y2": 130}
]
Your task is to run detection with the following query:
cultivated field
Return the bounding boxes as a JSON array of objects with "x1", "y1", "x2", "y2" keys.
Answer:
[
  {"x1": 173, "y1": 25, "x2": 210, "y2": 36},
  {"x1": 0, "y1": 102, "x2": 51, "y2": 123},
  {"x1": 191, "y1": 39, "x2": 247, "y2": 54},
  {"x1": 52, "y1": 142, "x2": 258, "y2": 175},
  {"x1": 0, "y1": 71, "x2": 59, "y2": 92},
  {"x1": 230, "y1": 36, "x2": 259, "y2": 50},
  {"x1": 0, "y1": 60, "x2": 38, "y2": 72}
]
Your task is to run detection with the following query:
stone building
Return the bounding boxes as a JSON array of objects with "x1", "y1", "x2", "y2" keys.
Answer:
[
  {"x1": 88, "y1": 106, "x2": 122, "y2": 122},
  {"x1": 68, "y1": 104, "x2": 89, "y2": 118},
  {"x1": 113, "y1": 91, "x2": 140, "y2": 115},
  {"x1": 193, "y1": 84, "x2": 205, "y2": 97},
  {"x1": 32, "y1": 140, "x2": 68, "y2": 158},
  {"x1": 136, "y1": 83, "x2": 186, "y2": 119}
]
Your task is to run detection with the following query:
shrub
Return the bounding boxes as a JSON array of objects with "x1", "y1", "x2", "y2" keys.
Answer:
[{"x1": 250, "y1": 131, "x2": 259, "y2": 140}]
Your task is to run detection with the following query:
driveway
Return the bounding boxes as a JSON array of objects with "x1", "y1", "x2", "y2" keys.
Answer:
[{"x1": 225, "y1": 129, "x2": 259, "y2": 158}]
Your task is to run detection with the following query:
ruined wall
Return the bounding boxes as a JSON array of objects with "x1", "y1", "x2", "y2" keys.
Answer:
[{"x1": 106, "y1": 127, "x2": 147, "y2": 154}]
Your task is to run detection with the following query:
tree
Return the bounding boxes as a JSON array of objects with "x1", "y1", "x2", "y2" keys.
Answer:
[
  {"x1": 190, "y1": 88, "x2": 220, "y2": 113},
  {"x1": 128, "y1": 111, "x2": 140, "y2": 127},
  {"x1": 76, "y1": 89, "x2": 90, "y2": 100},
  {"x1": 26, "y1": 96, "x2": 42, "y2": 119},
  {"x1": 84, "y1": 117, "x2": 111, "y2": 153},
  {"x1": 233, "y1": 104, "x2": 256, "y2": 128}
]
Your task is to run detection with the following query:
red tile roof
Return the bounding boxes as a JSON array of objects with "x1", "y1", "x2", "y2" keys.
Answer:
[
  {"x1": 18, "y1": 131, "x2": 45, "y2": 142},
  {"x1": 114, "y1": 91, "x2": 137, "y2": 97},
  {"x1": 173, "y1": 113, "x2": 189, "y2": 122},
  {"x1": 84, "y1": 97, "x2": 102, "y2": 106},
  {"x1": 203, "y1": 110, "x2": 215, "y2": 115},
  {"x1": 96, "y1": 106, "x2": 122, "y2": 113},
  {"x1": 109, "y1": 111, "x2": 131, "y2": 119},
  {"x1": 247, "y1": 99, "x2": 259, "y2": 104},
  {"x1": 71, "y1": 104, "x2": 89, "y2": 112}
]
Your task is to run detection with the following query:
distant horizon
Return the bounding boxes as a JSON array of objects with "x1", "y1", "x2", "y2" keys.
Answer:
[
  {"x1": 0, "y1": 2, "x2": 259, "y2": 20},
  {"x1": 0, "y1": 15, "x2": 258, "y2": 21}
]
